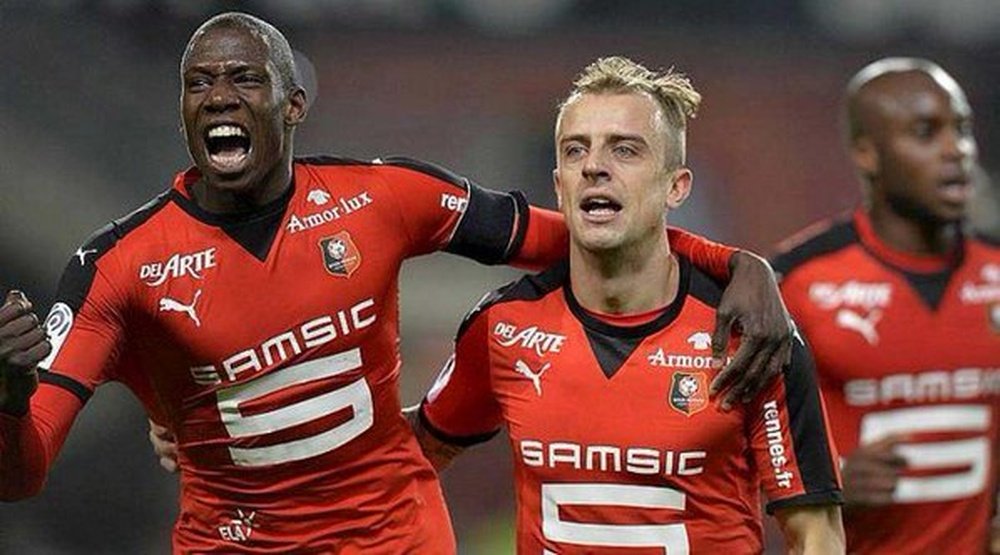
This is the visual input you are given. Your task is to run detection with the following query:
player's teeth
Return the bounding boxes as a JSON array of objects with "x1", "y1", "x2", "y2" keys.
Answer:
[{"x1": 208, "y1": 125, "x2": 246, "y2": 138}]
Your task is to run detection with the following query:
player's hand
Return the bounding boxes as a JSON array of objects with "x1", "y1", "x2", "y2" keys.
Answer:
[
  {"x1": 709, "y1": 251, "x2": 794, "y2": 409},
  {"x1": 990, "y1": 519, "x2": 1000, "y2": 554},
  {"x1": 148, "y1": 419, "x2": 179, "y2": 473},
  {"x1": 0, "y1": 290, "x2": 50, "y2": 416},
  {"x1": 842, "y1": 434, "x2": 909, "y2": 507}
]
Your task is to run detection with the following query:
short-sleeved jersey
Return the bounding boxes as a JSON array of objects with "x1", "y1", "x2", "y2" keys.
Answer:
[
  {"x1": 772, "y1": 209, "x2": 1000, "y2": 555},
  {"x1": 421, "y1": 257, "x2": 843, "y2": 554},
  {"x1": 29, "y1": 156, "x2": 532, "y2": 553}
]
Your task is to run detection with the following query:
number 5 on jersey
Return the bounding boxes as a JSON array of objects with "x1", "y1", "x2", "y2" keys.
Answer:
[{"x1": 216, "y1": 348, "x2": 373, "y2": 467}]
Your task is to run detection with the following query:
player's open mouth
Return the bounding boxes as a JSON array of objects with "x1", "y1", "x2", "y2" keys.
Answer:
[
  {"x1": 205, "y1": 124, "x2": 251, "y2": 172},
  {"x1": 580, "y1": 195, "x2": 622, "y2": 222},
  {"x1": 939, "y1": 177, "x2": 972, "y2": 204}
]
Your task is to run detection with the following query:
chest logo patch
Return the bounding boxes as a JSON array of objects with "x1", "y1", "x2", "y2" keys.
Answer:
[
  {"x1": 319, "y1": 231, "x2": 362, "y2": 278},
  {"x1": 514, "y1": 359, "x2": 550, "y2": 396},
  {"x1": 159, "y1": 289, "x2": 203, "y2": 327},
  {"x1": 668, "y1": 371, "x2": 708, "y2": 416}
]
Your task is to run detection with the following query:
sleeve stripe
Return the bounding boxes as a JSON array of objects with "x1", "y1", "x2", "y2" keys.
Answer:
[
  {"x1": 418, "y1": 402, "x2": 500, "y2": 447},
  {"x1": 444, "y1": 183, "x2": 521, "y2": 265},
  {"x1": 38, "y1": 371, "x2": 92, "y2": 404},
  {"x1": 766, "y1": 490, "x2": 844, "y2": 514},
  {"x1": 784, "y1": 338, "x2": 842, "y2": 495}
]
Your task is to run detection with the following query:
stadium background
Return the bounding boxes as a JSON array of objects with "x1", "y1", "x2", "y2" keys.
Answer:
[{"x1": 1, "y1": 1, "x2": 998, "y2": 552}]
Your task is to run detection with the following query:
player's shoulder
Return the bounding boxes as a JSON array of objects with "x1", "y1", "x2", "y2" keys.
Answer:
[
  {"x1": 74, "y1": 189, "x2": 176, "y2": 264},
  {"x1": 770, "y1": 211, "x2": 859, "y2": 279},
  {"x1": 296, "y1": 154, "x2": 469, "y2": 190},
  {"x1": 969, "y1": 230, "x2": 1000, "y2": 252},
  {"x1": 455, "y1": 261, "x2": 568, "y2": 340},
  {"x1": 683, "y1": 254, "x2": 727, "y2": 310}
]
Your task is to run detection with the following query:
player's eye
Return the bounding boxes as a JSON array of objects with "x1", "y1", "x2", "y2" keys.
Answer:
[
  {"x1": 912, "y1": 121, "x2": 935, "y2": 140},
  {"x1": 234, "y1": 73, "x2": 266, "y2": 88},
  {"x1": 613, "y1": 143, "x2": 639, "y2": 158},
  {"x1": 186, "y1": 77, "x2": 211, "y2": 92},
  {"x1": 563, "y1": 144, "x2": 586, "y2": 159}
]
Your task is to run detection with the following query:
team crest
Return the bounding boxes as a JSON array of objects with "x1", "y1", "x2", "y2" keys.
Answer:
[
  {"x1": 668, "y1": 371, "x2": 708, "y2": 417},
  {"x1": 319, "y1": 232, "x2": 361, "y2": 278}
]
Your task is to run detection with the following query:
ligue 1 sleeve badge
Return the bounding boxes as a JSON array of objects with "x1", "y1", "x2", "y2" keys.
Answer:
[
  {"x1": 669, "y1": 371, "x2": 709, "y2": 416},
  {"x1": 319, "y1": 231, "x2": 361, "y2": 278}
]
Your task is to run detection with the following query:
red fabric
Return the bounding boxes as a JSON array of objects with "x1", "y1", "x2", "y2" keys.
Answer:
[
  {"x1": 776, "y1": 212, "x2": 1000, "y2": 554},
  {"x1": 7, "y1": 159, "x2": 496, "y2": 553},
  {"x1": 423, "y1": 263, "x2": 841, "y2": 553}
]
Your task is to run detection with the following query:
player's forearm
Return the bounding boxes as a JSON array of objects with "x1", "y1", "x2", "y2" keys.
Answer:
[
  {"x1": 0, "y1": 412, "x2": 50, "y2": 500},
  {"x1": 403, "y1": 405, "x2": 465, "y2": 472},
  {"x1": 777, "y1": 505, "x2": 845, "y2": 555},
  {"x1": 667, "y1": 226, "x2": 737, "y2": 280},
  {"x1": 0, "y1": 387, "x2": 84, "y2": 500}
]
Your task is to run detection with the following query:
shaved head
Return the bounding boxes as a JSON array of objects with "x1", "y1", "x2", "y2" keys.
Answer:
[{"x1": 846, "y1": 57, "x2": 969, "y2": 143}]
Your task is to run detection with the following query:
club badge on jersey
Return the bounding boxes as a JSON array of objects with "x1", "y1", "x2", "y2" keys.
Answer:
[
  {"x1": 319, "y1": 231, "x2": 361, "y2": 278},
  {"x1": 669, "y1": 371, "x2": 709, "y2": 416}
]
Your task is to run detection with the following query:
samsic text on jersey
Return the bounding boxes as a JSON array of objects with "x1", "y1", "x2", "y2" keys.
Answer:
[
  {"x1": 772, "y1": 209, "x2": 1000, "y2": 555},
  {"x1": 421, "y1": 257, "x2": 843, "y2": 554},
  {"x1": 2, "y1": 156, "x2": 539, "y2": 554}
]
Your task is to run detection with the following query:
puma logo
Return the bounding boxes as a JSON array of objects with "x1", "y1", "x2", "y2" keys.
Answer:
[
  {"x1": 514, "y1": 359, "x2": 551, "y2": 396},
  {"x1": 74, "y1": 247, "x2": 97, "y2": 265},
  {"x1": 159, "y1": 290, "x2": 203, "y2": 327},
  {"x1": 835, "y1": 308, "x2": 882, "y2": 345}
]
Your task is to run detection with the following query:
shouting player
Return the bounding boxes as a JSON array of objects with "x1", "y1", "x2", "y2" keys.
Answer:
[
  {"x1": 417, "y1": 57, "x2": 845, "y2": 554},
  {"x1": 0, "y1": 13, "x2": 793, "y2": 554},
  {"x1": 771, "y1": 58, "x2": 1000, "y2": 554}
]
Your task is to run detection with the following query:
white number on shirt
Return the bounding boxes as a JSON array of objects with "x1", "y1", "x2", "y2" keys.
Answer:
[
  {"x1": 216, "y1": 348, "x2": 372, "y2": 467},
  {"x1": 541, "y1": 483, "x2": 689, "y2": 554},
  {"x1": 859, "y1": 404, "x2": 991, "y2": 503}
]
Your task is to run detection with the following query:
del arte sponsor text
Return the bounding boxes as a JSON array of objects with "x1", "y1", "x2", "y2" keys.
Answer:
[
  {"x1": 493, "y1": 322, "x2": 567, "y2": 356},
  {"x1": 139, "y1": 247, "x2": 217, "y2": 286}
]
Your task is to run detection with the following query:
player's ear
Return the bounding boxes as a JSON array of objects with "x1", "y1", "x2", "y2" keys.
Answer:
[
  {"x1": 284, "y1": 86, "x2": 308, "y2": 127},
  {"x1": 666, "y1": 167, "x2": 692, "y2": 210},
  {"x1": 851, "y1": 136, "x2": 879, "y2": 178},
  {"x1": 553, "y1": 168, "x2": 565, "y2": 211}
]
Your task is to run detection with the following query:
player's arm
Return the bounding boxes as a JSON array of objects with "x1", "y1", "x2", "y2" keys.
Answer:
[
  {"x1": 0, "y1": 290, "x2": 74, "y2": 500},
  {"x1": 416, "y1": 300, "x2": 503, "y2": 471},
  {"x1": 750, "y1": 336, "x2": 844, "y2": 531},
  {"x1": 774, "y1": 504, "x2": 845, "y2": 554},
  {"x1": 383, "y1": 158, "x2": 794, "y2": 405},
  {"x1": 404, "y1": 405, "x2": 466, "y2": 472}
]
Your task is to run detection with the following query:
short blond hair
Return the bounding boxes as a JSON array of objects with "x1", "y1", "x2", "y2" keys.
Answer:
[{"x1": 558, "y1": 56, "x2": 702, "y2": 168}]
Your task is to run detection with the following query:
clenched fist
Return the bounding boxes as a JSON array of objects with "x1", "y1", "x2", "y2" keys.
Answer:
[{"x1": 0, "y1": 290, "x2": 51, "y2": 416}]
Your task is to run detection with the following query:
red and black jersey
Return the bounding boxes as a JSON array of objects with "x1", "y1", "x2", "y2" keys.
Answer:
[
  {"x1": 772, "y1": 209, "x2": 1000, "y2": 555},
  {"x1": 0, "y1": 155, "x2": 738, "y2": 554},
  {"x1": 3, "y1": 156, "x2": 538, "y2": 554},
  {"x1": 421, "y1": 257, "x2": 842, "y2": 554}
]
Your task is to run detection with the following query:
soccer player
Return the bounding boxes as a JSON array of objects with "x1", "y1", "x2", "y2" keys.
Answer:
[
  {"x1": 0, "y1": 13, "x2": 792, "y2": 553},
  {"x1": 771, "y1": 58, "x2": 1000, "y2": 554},
  {"x1": 417, "y1": 57, "x2": 845, "y2": 554}
]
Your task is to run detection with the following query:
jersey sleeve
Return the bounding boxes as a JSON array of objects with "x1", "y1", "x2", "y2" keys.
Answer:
[
  {"x1": 0, "y1": 230, "x2": 128, "y2": 500},
  {"x1": 747, "y1": 335, "x2": 843, "y2": 514},
  {"x1": 419, "y1": 306, "x2": 503, "y2": 445},
  {"x1": 376, "y1": 157, "x2": 529, "y2": 264}
]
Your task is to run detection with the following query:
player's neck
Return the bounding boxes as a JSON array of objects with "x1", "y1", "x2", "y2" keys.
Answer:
[
  {"x1": 193, "y1": 155, "x2": 294, "y2": 214},
  {"x1": 867, "y1": 202, "x2": 959, "y2": 256},
  {"x1": 568, "y1": 236, "x2": 678, "y2": 315}
]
